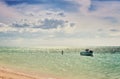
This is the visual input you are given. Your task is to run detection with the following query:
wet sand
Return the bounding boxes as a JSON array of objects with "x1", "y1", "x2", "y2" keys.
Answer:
[{"x1": 0, "y1": 66, "x2": 59, "y2": 79}]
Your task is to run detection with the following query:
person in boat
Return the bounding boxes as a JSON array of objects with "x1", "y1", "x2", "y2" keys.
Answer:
[{"x1": 85, "y1": 49, "x2": 89, "y2": 52}]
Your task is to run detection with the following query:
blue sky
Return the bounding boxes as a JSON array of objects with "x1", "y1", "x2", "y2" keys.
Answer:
[{"x1": 0, "y1": 0, "x2": 120, "y2": 47}]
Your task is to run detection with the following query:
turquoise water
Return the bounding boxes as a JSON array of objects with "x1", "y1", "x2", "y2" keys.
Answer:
[{"x1": 0, "y1": 47, "x2": 120, "y2": 79}]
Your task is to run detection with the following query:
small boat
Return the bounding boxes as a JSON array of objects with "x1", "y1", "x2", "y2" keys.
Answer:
[
  {"x1": 80, "y1": 52, "x2": 93, "y2": 56},
  {"x1": 80, "y1": 49, "x2": 93, "y2": 56}
]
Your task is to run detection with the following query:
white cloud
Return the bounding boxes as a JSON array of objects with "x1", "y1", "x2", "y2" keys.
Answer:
[
  {"x1": 0, "y1": 2, "x2": 24, "y2": 22},
  {"x1": 0, "y1": 0, "x2": 120, "y2": 46},
  {"x1": 75, "y1": 0, "x2": 91, "y2": 14},
  {"x1": 89, "y1": 1, "x2": 120, "y2": 18},
  {"x1": 0, "y1": 23, "x2": 16, "y2": 32},
  {"x1": 68, "y1": 0, "x2": 120, "y2": 22}
]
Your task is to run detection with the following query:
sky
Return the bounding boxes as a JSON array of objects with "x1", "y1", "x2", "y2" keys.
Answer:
[{"x1": 0, "y1": 0, "x2": 120, "y2": 47}]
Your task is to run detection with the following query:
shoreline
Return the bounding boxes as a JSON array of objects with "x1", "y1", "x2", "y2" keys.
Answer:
[{"x1": 0, "y1": 66, "x2": 60, "y2": 79}]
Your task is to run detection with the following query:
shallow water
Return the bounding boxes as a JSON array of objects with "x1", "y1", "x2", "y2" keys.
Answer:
[{"x1": 0, "y1": 47, "x2": 120, "y2": 79}]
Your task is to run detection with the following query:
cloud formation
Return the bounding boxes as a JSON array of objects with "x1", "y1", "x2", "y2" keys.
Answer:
[
  {"x1": 38, "y1": 19, "x2": 66, "y2": 29},
  {"x1": 0, "y1": 1, "x2": 23, "y2": 22},
  {"x1": 0, "y1": 0, "x2": 120, "y2": 46},
  {"x1": 11, "y1": 18, "x2": 73, "y2": 29}
]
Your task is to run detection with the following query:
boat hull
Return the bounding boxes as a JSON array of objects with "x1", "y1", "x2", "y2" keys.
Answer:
[{"x1": 80, "y1": 52, "x2": 93, "y2": 56}]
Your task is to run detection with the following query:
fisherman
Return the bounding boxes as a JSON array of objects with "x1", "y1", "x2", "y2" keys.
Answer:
[{"x1": 85, "y1": 49, "x2": 89, "y2": 52}]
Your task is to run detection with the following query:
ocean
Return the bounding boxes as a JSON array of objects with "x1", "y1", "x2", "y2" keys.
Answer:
[{"x1": 0, "y1": 46, "x2": 120, "y2": 79}]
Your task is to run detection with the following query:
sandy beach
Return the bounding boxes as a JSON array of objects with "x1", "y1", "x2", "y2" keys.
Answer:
[{"x1": 0, "y1": 66, "x2": 59, "y2": 79}]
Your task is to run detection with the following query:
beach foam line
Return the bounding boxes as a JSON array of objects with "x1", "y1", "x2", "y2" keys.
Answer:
[
  {"x1": 0, "y1": 67, "x2": 37, "y2": 79},
  {"x1": 0, "y1": 66, "x2": 59, "y2": 79}
]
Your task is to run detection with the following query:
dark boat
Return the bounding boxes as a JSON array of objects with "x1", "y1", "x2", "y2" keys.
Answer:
[{"x1": 80, "y1": 52, "x2": 93, "y2": 56}]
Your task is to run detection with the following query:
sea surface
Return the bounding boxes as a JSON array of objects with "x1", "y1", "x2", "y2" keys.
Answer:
[{"x1": 0, "y1": 46, "x2": 120, "y2": 79}]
